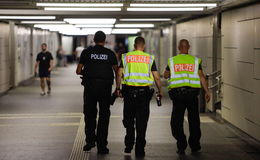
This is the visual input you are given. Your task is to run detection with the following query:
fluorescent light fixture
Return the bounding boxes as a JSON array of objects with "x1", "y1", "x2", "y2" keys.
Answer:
[
  {"x1": 120, "y1": 18, "x2": 171, "y2": 21},
  {"x1": 127, "y1": 8, "x2": 204, "y2": 11},
  {"x1": 0, "y1": 16, "x2": 56, "y2": 19},
  {"x1": 34, "y1": 24, "x2": 74, "y2": 31},
  {"x1": 75, "y1": 24, "x2": 114, "y2": 28},
  {"x1": 130, "y1": 3, "x2": 217, "y2": 7},
  {"x1": 21, "y1": 21, "x2": 65, "y2": 24},
  {"x1": 44, "y1": 7, "x2": 121, "y2": 11},
  {"x1": 81, "y1": 28, "x2": 112, "y2": 34},
  {"x1": 112, "y1": 29, "x2": 140, "y2": 34},
  {"x1": 37, "y1": 3, "x2": 123, "y2": 7},
  {"x1": 64, "y1": 18, "x2": 116, "y2": 24},
  {"x1": 115, "y1": 24, "x2": 154, "y2": 28}
]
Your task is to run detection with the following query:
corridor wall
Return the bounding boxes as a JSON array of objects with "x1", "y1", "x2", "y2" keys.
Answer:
[
  {"x1": 0, "y1": 23, "x2": 11, "y2": 93},
  {"x1": 221, "y1": 3, "x2": 260, "y2": 141},
  {"x1": 142, "y1": 29, "x2": 161, "y2": 73}
]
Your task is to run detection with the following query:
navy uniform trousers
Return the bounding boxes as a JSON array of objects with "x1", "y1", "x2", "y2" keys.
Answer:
[
  {"x1": 122, "y1": 86, "x2": 150, "y2": 152},
  {"x1": 83, "y1": 79, "x2": 112, "y2": 149},
  {"x1": 169, "y1": 87, "x2": 201, "y2": 151}
]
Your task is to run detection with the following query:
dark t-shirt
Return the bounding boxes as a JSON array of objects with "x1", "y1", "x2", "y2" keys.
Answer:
[
  {"x1": 79, "y1": 45, "x2": 118, "y2": 81},
  {"x1": 36, "y1": 51, "x2": 53, "y2": 72},
  {"x1": 119, "y1": 60, "x2": 157, "y2": 71}
]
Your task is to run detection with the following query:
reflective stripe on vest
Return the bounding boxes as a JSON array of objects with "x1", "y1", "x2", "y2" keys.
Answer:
[
  {"x1": 122, "y1": 51, "x2": 154, "y2": 86},
  {"x1": 168, "y1": 55, "x2": 201, "y2": 89}
]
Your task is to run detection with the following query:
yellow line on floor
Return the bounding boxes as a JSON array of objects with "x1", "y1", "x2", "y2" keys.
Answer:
[
  {"x1": 0, "y1": 122, "x2": 80, "y2": 127},
  {"x1": 0, "y1": 115, "x2": 81, "y2": 119},
  {"x1": 0, "y1": 113, "x2": 82, "y2": 117}
]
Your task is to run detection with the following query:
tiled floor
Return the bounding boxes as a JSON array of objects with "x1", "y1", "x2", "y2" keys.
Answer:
[{"x1": 0, "y1": 65, "x2": 259, "y2": 160}]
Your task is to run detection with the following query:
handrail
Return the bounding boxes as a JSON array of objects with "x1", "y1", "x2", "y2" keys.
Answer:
[{"x1": 206, "y1": 70, "x2": 221, "y2": 77}]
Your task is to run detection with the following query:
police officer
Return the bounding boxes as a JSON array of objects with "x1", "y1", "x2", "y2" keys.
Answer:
[
  {"x1": 164, "y1": 39, "x2": 210, "y2": 154},
  {"x1": 116, "y1": 37, "x2": 162, "y2": 157},
  {"x1": 76, "y1": 31, "x2": 118, "y2": 154}
]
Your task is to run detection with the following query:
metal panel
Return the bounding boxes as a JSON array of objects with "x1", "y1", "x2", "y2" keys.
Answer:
[
  {"x1": 237, "y1": 21, "x2": 254, "y2": 63},
  {"x1": 14, "y1": 26, "x2": 32, "y2": 85},
  {"x1": 254, "y1": 50, "x2": 260, "y2": 79},
  {"x1": 0, "y1": 23, "x2": 10, "y2": 93}
]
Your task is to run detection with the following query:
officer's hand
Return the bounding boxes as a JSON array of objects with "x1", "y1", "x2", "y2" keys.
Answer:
[
  {"x1": 158, "y1": 90, "x2": 163, "y2": 98},
  {"x1": 205, "y1": 92, "x2": 211, "y2": 103},
  {"x1": 116, "y1": 89, "x2": 122, "y2": 98},
  {"x1": 48, "y1": 67, "x2": 52, "y2": 72}
]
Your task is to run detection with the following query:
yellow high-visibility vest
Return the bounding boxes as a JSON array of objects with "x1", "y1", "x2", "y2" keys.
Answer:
[
  {"x1": 122, "y1": 50, "x2": 154, "y2": 86},
  {"x1": 168, "y1": 54, "x2": 201, "y2": 90}
]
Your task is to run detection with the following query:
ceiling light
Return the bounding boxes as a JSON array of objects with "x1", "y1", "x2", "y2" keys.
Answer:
[
  {"x1": 115, "y1": 24, "x2": 154, "y2": 28},
  {"x1": 127, "y1": 8, "x2": 204, "y2": 11},
  {"x1": 75, "y1": 24, "x2": 114, "y2": 28},
  {"x1": 130, "y1": 3, "x2": 217, "y2": 7},
  {"x1": 21, "y1": 21, "x2": 65, "y2": 24},
  {"x1": 0, "y1": 16, "x2": 56, "y2": 19},
  {"x1": 120, "y1": 18, "x2": 171, "y2": 21},
  {"x1": 64, "y1": 18, "x2": 116, "y2": 24},
  {"x1": 44, "y1": 7, "x2": 121, "y2": 11},
  {"x1": 37, "y1": 3, "x2": 123, "y2": 7},
  {"x1": 112, "y1": 29, "x2": 141, "y2": 34},
  {"x1": 81, "y1": 28, "x2": 112, "y2": 34}
]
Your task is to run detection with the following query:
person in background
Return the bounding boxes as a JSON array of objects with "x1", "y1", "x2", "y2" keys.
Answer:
[
  {"x1": 34, "y1": 43, "x2": 53, "y2": 96},
  {"x1": 114, "y1": 42, "x2": 126, "y2": 64},
  {"x1": 56, "y1": 45, "x2": 64, "y2": 67},
  {"x1": 76, "y1": 43, "x2": 85, "y2": 62},
  {"x1": 164, "y1": 39, "x2": 211, "y2": 155}
]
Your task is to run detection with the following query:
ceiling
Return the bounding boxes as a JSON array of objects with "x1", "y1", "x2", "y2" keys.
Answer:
[{"x1": 0, "y1": 0, "x2": 257, "y2": 35}]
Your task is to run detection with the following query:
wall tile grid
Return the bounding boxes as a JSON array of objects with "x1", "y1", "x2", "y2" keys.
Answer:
[
  {"x1": 0, "y1": 23, "x2": 10, "y2": 93},
  {"x1": 221, "y1": 4, "x2": 260, "y2": 141}
]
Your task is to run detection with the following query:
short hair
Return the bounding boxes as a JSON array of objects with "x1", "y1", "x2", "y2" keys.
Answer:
[
  {"x1": 134, "y1": 36, "x2": 145, "y2": 46},
  {"x1": 179, "y1": 39, "x2": 190, "y2": 46},
  {"x1": 94, "y1": 31, "x2": 106, "y2": 43},
  {"x1": 41, "y1": 43, "x2": 47, "y2": 47}
]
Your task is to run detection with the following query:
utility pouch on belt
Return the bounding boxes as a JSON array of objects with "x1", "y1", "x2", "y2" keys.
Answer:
[{"x1": 80, "y1": 76, "x2": 87, "y2": 86}]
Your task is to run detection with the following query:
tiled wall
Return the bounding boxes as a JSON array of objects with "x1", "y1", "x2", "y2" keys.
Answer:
[
  {"x1": 221, "y1": 3, "x2": 260, "y2": 141},
  {"x1": 142, "y1": 26, "x2": 173, "y2": 74},
  {"x1": 0, "y1": 23, "x2": 11, "y2": 93}
]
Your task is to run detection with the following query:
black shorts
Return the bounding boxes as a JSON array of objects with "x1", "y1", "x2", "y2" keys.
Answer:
[{"x1": 39, "y1": 70, "x2": 51, "y2": 78}]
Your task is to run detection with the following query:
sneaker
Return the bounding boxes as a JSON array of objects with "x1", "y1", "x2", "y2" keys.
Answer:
[
  {"x1": 47, "y1": 90, "x2": 51, "y2": 95},
  {"x1": 97, "y1": 147, "x2": 109, "y2": 154},
  {"x1": 83, "y1": 143, "x2": 96, "y2": 152},
  {"x1": 124, "y1": 147, "x2": 132, "y2": 155},
  {"x1": 176, "y1": 149, "x2": 185, "y2": 155},
  {"x1": 40, "y1": 92, "x2": 46, "y2": 96}
]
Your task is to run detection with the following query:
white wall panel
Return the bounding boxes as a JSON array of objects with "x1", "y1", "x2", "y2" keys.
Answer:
[
  {"x1": 160, "y1": 26, "x2": 173, "y2": 74},
  {"x1": 0, "y1": 23, "x2": 10, "y2": 93},
  {"x1": 62, "y1": 36, "x2": 73, "y2": 56},
  {"x1": 221, "y1": 3, "x2": 260, "y2": 141},
  {"x1": 237, "y1": 21, "x2": 254, "y2": 63},
  {"x1": 14, "y1": 26, "x2": 32, "y2": 85},
  {"x1": 222, "y1": 50, "x2": 254, "y2": 92},
  {"x1": 255, "y1": 20, "x2": 260, "y2": 48},
  {"x1": 254, "y1": 50, "x2": 260, "y2": 79}
]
